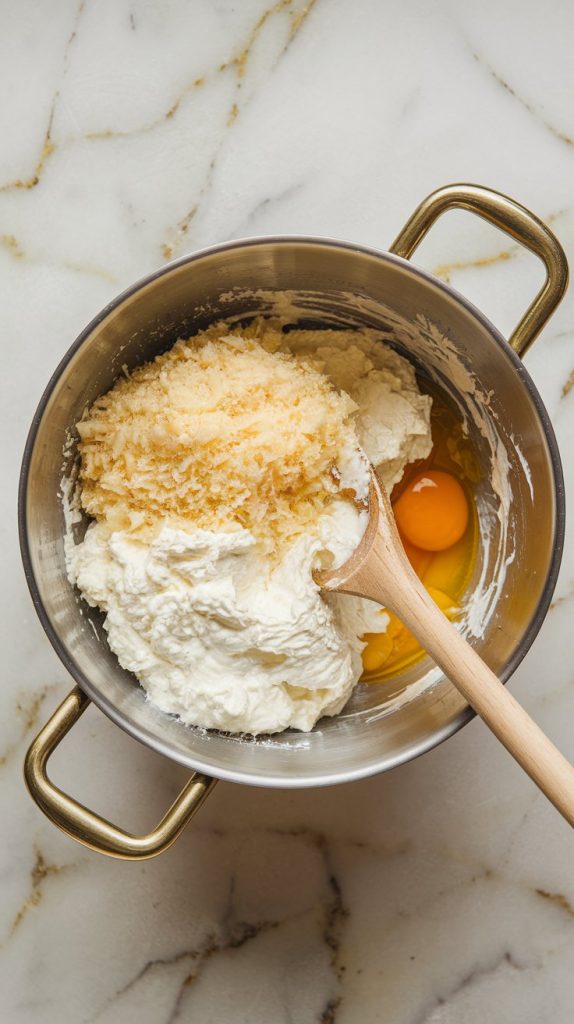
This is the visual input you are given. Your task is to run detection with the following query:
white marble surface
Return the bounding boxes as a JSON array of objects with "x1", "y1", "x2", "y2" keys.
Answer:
[{"x1": 2, "y1": 1, "x2": 574, "y2": 1021}]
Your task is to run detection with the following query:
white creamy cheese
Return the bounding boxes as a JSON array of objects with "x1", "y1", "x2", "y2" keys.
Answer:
[
  {"x1": 281, "y1": 332, "x2": 432, "y2": 492},
  {"x1": 68, "y1": 329, "x2": 432, "y2": 735},
  {"x1": 71, "y1": 501, "x2": 369, "y2": 734}
]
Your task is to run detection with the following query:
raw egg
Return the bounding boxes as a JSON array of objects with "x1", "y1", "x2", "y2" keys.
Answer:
[
  {"x1": 361, "y1": 588, "x2": 459, "y2": 674},
  {"x1": 400, "y1": 536, "x2": 433, "y2": 578},
  {"x1": 393, "y1": 469, "x2": 469, "y2": 552},
  {"x1": 361, "y1": 390, "x2": 478, "y2": 681}
]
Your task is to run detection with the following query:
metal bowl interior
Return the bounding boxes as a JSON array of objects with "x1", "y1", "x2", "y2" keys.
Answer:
[{"x1": 19, "y1": 238, "x2": 564, "y2": 787}]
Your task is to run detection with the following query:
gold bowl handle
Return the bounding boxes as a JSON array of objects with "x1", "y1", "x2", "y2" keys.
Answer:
[
  {"x1": 24, "y1": 687, "x2": 217, "y2": 860},
  {"x1": 389, "y1": 183, "x2": 569, "y2": 355}
]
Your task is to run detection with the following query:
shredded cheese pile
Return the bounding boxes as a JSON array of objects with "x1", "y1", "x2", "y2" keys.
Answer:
[{"x1": 76, "y1": 325, "x2": 362, "y2": 550}]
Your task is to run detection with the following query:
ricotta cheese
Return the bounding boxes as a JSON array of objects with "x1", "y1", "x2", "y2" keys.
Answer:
[{"x1": 72, "y1": 502, "x2": 369, "y2": 734}]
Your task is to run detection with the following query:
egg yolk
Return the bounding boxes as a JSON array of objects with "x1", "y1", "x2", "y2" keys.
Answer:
[
  {"x1": 393, "y1": 470, "x2": 469, "y2": 552},
  {"x1": 400, "y1": 536, "x2": 433, "y2": 578},
  {"x1": 362, "y1": 588, "x2": 459, "y2": 674}
]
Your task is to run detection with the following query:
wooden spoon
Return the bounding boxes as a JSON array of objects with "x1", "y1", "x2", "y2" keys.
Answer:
[{"x1": 314, "y1": 468, "x2": 574, "y2": 827}]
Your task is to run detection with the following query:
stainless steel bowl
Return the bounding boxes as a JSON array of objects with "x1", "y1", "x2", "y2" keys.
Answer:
[{"x1": 20, "y1": 184, "x2": 568, "y2": 859}]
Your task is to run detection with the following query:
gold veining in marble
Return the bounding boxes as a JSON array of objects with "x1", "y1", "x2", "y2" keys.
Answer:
[
  {"x1": 94, "y1": 896, "x2": 283, "y2": 1020},
  {"x1": 166, "y1": 78, "x2": 205, "y2": 121},
  {"x1": 0, "y1": 232, "x2": 116, "y2": 283},
  {"x1": 161, "y1": 204, "x2": 198, "y2": 262},
  {"x1": 227, "y1": 102, "x2": 239, "y2": 126},
  {"x1": 0, "y1": 0, "x2": 314, "y2": 200},
  {"x1": 0, "y1": 686, "x2": 55, "y2": 768},
  {"x1": 561, "y1": 370, "x2": 574, "y2": 398},
  {"x1": 0, "y1": 234, "x2": 24, "y2": 259},
  {"x1": 316, "y1": 833, "x2": 348, "y2": 1023},
  {"x1": 0, "y1": 115, "x2": 55, "y2": 193},
  {"x1": 8, "y1": 847, "x2": 70, "y2": 939},
  {"x1": 433, "y1": 248, "x2": 515, "y2": 283},
  {"x1": 536, "y1": 888, "x2": 574, "y2": 917},
  {"x1": 61, "y1": 260, "x2": 119, "y2": 284},
  {"x1": 473, "y1": 51, "x2": 574, "y2": 147},
  {"x1": 0, "y1": 1, "x2": 86, "y2": 193},
  {"x1": 93, "y1": 825, "x2": 347, "y2": 1021},
  {"x1": 159, "y1": 0, "x2": 316, "y2": 259},
  {"x1": 220, "y1": 0, "x2": 315, "y2": 78}
]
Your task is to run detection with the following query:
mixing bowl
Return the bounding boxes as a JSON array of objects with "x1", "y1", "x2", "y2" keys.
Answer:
[{"x1": 20, "y1": 184, "x2": 568, "y2": 859}]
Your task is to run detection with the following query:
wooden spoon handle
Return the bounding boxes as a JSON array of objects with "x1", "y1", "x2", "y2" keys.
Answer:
[
  {"x1": 356, "y1": 521, "x2": 574, "y2": 827},
  {"x1": 399, "y1": 583, "x2": 574, "y2": 826}
]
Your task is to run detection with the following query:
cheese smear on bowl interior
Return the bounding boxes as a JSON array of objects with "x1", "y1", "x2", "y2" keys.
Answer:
[{"x1": 68, "y1": 321, "x2": 432, "y2": 735}]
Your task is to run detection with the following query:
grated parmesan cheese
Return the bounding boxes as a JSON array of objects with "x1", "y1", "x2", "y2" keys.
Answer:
[{"x1": 76, "y1": 322, "x2": 366, "y2": 551}]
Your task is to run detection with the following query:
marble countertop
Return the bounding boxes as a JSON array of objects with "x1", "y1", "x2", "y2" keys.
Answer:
[{"x1": 2, "y1": 1, "x2": 574, "y2": 1020}]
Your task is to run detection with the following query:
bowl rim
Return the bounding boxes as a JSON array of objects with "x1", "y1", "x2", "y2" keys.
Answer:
[{"x1": 18, "y1": 234, "x2": 566, "y2": 788}]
